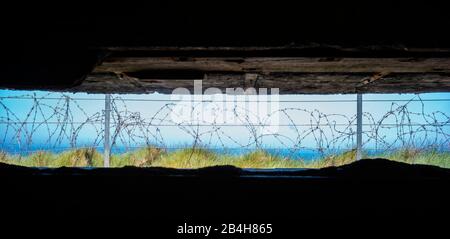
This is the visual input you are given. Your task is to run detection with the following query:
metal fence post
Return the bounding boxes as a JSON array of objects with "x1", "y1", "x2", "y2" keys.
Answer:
[
  {"x1": 356, "y1": 93, "x2": 363, "y2": 160},
  {"x1": 104, "y1": 94, "x2": 111, "y2": 167}
]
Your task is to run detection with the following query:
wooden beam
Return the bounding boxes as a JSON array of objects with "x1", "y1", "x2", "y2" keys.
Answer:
[
  {"x1": 73, "y1": 72, "x2": 450, "y2": 94},
  {"x1": 356, "y1": 72, "x2": 390, "y2": 89},
  {"x1": 72, "y1": 54, "x2": 450, "y2": 94},
  {"x1": 96, "y1": 57, "x2": 450, "y2": 74}
]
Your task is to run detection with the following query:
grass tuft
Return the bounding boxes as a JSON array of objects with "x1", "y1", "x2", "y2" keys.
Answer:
[
  {"x1": 374, "y1": 148, "x2": 450, "y2": 168},
  {"x1": 0, "y1": 147, "x2": 448, "y2": 169}
]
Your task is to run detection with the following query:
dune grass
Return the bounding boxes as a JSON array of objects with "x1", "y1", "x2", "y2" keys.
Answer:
[
  {"x1": 373, "y1": 148, "x2": 450, "y2": 169},
  {"x1": 0, "y1": 147, "x2": 449, "y2": 169}
]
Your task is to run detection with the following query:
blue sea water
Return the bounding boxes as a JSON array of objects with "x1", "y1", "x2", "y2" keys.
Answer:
[{"x1": 1, "y1": 143, "x2": 409, "y2": 161}]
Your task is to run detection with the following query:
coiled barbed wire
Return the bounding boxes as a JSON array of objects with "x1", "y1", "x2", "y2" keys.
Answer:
[{"x1": 0, "y1": 93, "x2": 449, "y2": 157}]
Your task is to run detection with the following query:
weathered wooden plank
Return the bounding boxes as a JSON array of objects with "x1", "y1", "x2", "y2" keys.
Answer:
[
  {"x1": 74, "y1": 72, "x2": 450, "y2": 94},
  {"x1": 95, "y1": 57, "x2": 450, "y2": 74},
  {"x1": 79, "y1": 54, "x2": 450, "y2": 94}
]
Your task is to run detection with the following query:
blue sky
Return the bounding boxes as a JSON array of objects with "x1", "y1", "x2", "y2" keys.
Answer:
[{"x1": 0, "y1": 90, "x2": 449, "y2": 156}]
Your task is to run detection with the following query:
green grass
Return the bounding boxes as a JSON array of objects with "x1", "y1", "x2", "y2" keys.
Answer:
[
  {"x1": 1, "y1": 147, "x2": 449, "y2": 169},
  {"x1": 372, "y1": 148, "x2": 450, "y2": 168}
]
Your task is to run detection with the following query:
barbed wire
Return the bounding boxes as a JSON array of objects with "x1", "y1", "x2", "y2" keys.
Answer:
[
  {"x1": 0, "y1": 93, "x2": 449, "y2": 158},
  {"x1": 1, "y1": 95, "x2": 450, "y2": 102}
]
